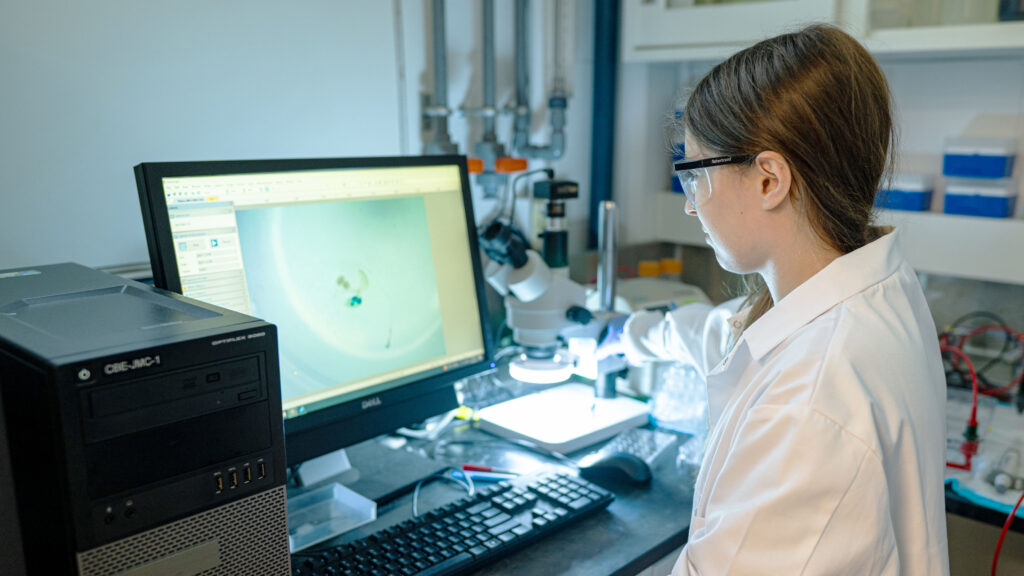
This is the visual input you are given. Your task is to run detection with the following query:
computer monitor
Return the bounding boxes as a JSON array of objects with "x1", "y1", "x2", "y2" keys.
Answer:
[{"x1": 135, "y1": 155, "x2": 494, "y2": 477}]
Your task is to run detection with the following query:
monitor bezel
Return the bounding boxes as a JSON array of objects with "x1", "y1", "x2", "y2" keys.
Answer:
[{"x1": 135, "y1": 155, "x2": 494, "y2": 466}]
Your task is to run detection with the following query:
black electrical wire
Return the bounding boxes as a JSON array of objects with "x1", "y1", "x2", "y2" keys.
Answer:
[
  {"x1": 950, "y1": 311, "x2": 1008, "y2": 330},
  {"x1": 948, "y1": 311, "x2": 1017, "y2": 387},
  {"x1": 494, "y1": 319, "x2": 509, "y2": 348},
  {"x1": 505, "y1": 168, "x2": 555, "y2": 221}
]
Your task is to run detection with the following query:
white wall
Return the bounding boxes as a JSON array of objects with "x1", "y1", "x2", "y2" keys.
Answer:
[
  {"x1": 613, "y1": 61, "x2": 686, "y2": 247},
  {"x1": 0, "y1": 0, "x2": 598, "y2": 270},
  {"x1": 398, "y1": 0, "x2": 595, "y2": 257},
  {"x1": 0, "y1": 0, "x2": 403, "y2": 270}
]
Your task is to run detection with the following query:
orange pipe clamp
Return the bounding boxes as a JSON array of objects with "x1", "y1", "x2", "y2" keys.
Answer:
[
  {"x1": 467, "y1": 157, "x2": 528, "y2": 174},
  {"x1": 495, "y1": 157, "x2": 528, "y2": 173}
]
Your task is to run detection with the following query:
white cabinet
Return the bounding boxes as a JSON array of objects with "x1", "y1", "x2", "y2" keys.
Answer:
[
  {"x1": 621, "y1": 0, "x2": 842, "y2": 62},
  {"x1": 621, "y1": 0, "x2": 1024, "y2": 62},
  {"x1": 619, "y1": 3, "x2": 1024, "y2": 288},
  {"x1": 865, "y1": 21, "x2": 1024, "y2": 58}
]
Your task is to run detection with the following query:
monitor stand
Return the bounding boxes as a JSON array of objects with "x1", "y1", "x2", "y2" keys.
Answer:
[
  {"x1": 476, "y1": 382, "x2": 650, "y2": 454},
  {"x1": 286, "y1": 441, "x2": 448, "y2": 553}
]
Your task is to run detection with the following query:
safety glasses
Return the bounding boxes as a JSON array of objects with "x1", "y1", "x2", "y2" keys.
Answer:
[{"x1": 673, "y1": 155, "x2": 752, "y2": 209}]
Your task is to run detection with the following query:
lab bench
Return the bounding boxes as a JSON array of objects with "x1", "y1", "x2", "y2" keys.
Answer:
[
  {"x1": 310, "y1": 425, "x2": 695, "y2": 576},
  {"x1": 306, "y1": 416, "x2": 1024, "y2": 576}
]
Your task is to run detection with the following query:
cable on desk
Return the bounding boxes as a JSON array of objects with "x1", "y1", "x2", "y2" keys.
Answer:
[
  {"x1": 943, "y1": 319, "x2": 1024, "y2": 398},
  {"x1": 412, "y1": 469, "x2": 475, "y2": 517},
  {"x1": 991, "y1": 488, "x2": 1024, "y2": 576},
  {"x1": 498, "y1": 436, "x2": 581, "y2": 471},
  {"x1": 955, "y1": 324, "x2": 1024, "y2": 398},
  {"x1": 494, "y1": 345, "x2": 525, "y2": 362},
  {"x1": 429, "y1": 434, "x2": 580, "y2": 474},
  {"x1": 396, "y1": 409, "x2": 459, "y2": 441},
  {"x1": 942, "y1": 345, "x2": 979, "y2": 472}
]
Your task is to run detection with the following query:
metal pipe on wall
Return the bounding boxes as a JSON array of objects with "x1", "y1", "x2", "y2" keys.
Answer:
[
  {"x1": 482, "y1": 0, "x2": 496, "y2": 140},
  {"x1": 513, "y1": 0, "x2": 531, "y2": 152},
  {"x1": 595, "y1": 200, "x2": 619, "y2": 400},
  {"x1": 588, "y1": 0, "x2": 618, "y2": 249},
  {"x1": 473, "y1": 0, "x2": 507, "y2": 198},
  {"x1": 513, "y1": 0, "x2": 567, "y2": 161},
  {"x1": 596, "y1": 201, "x2": 617, "y2": 312},
  {"x1": 426, "y1": 0, "x2": 458, "y2": 155}
]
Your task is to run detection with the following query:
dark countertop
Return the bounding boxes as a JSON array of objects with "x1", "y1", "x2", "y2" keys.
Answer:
[
  {"x1": 472, "y1": 445, "x2": 695, "y2": 576},
  {"x1": 945, "y1": 483, "x2": 1024, "y2": 534},
  {"x1": 302, "y1": 422, "x2": 1024, "y2": 575},
  {"x1": 311, "y1": 424, "x2": 697, "y2": 575}
]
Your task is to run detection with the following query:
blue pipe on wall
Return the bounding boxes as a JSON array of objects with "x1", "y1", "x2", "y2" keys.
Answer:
[{"x1": 588, "y1": 0, "x2": 619, "y2": 250}]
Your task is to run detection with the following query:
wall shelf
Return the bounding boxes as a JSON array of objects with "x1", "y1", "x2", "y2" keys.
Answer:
[
  {"x1": 866, "y1": 21, "x2": 1024, "y2": 60},
  {"x1": 652, "y1": 191, "x2": 1024, "y2": 286},
  {"x1": 621, "y1": 0, "x2": 1024, "y2": 63}
]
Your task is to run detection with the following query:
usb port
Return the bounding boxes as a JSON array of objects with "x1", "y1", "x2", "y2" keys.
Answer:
[
  {"x1": 256, "y1": 461, "x2": 266, "y2": 479},
  {"x1": 243, "y1": 465, "x2": 252, "y2": 484},
  {"x1": 214, "y1": 474, "x2": 224, "y2": 493},
  {"x1": 228, "y1": 470, "x2": 239, "y2": 489}
]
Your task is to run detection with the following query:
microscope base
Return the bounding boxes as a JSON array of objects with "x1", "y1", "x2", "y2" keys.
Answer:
[{"x1": 477, "y1": 383, "x2": 650, "y2": 454}]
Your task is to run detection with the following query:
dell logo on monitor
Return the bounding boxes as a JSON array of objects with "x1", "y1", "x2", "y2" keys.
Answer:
[{"x1": 361, "y1": 397, "x2": 382, "y2": 410}]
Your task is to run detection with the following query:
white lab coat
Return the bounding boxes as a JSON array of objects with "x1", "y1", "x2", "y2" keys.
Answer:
[{"x1": 624, "y1": 228, "x2": 949, "y2": 575}]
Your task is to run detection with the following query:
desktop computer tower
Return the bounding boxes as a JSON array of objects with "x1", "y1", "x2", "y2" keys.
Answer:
[{"x1": 0, "y1": 263, "x2": 290, "y2": 575}]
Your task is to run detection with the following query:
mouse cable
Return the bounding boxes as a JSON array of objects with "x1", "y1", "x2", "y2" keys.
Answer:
[{"x1": 412, "y1": 469, "x2": 475, "y2": 517}]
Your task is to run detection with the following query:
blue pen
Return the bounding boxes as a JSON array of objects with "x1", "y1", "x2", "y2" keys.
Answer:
[{"x1": 451, "y1": 469, "x2": 517, "y2": 483}]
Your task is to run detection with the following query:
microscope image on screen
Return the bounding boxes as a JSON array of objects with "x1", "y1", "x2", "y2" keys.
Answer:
[{"x1": 234, "y1": 196, "x2": 445, "y2": 402}]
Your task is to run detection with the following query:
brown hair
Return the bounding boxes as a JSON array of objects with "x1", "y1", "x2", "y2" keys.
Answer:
[{"x1": 682, "y1": 24, "x2": 896, "y2": 330}]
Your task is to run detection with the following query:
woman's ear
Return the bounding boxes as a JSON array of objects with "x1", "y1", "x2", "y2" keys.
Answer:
[{"x1": 752, "y1": 151, "x2": 792, "y2": 211}]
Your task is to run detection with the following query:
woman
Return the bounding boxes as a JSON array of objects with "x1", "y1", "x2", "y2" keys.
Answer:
[{"x1": 621, "y1": 24, "x2": 949, "y2": 574}]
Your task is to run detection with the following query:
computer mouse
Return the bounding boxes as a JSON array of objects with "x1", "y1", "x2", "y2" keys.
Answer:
[{"x1": 577, "y1": 451, "x2": 652, "y2": 485}]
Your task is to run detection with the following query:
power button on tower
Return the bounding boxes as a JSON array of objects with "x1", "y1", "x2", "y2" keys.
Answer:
[{"x1": 77, "y1": 368, "x2": 91, "y2": 381}]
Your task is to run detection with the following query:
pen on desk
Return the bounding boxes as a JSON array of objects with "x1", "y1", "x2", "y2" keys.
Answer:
[
  {"x1": 462, "y1": 463, "x2": 518, "y2": 474},
  {"x1": 451, "y1": 469, "x2": 518, "y2": 483}
]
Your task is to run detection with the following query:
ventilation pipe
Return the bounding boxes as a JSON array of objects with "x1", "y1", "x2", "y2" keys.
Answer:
[
  {"x1": 513, "y1": 0, "x2": 570, "y2": 161},
  {"x1": 425, "y1": 0, "x2": 458, "y2": 156},
  {"x1": 473, "y1": 0, "x2": 507, "y2": 198}
]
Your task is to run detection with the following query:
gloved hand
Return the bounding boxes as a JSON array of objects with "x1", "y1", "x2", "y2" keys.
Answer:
[{"x1": 595, "y1": 314, "x2": 630, "y2": 359}]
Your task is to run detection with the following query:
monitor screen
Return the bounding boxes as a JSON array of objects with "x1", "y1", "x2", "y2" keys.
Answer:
[{"x1": 135, "y1": 156, "x2": 493, "y2": 466}]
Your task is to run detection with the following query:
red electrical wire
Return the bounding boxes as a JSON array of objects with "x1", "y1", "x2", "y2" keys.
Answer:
[
  {"x1": 991, "y1": 488, "x2": 1024, "y2": 576},
  {"x1": 942, "y1": 344, "x2": 979, "y2": 471},
  {"x1": 953, "y1": 324, "x2": 1024, "y2": 397},
  {"x1": 942, "y1": 344, "x2": 979, "y2": 427},
  {"x1": 940, "y1": 326, "x2": 1024, "y2": 574}
]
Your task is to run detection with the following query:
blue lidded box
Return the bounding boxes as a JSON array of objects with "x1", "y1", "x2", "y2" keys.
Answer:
[
  {"x1": 875, "y1": 174, "x2": 934, "y2": 211},
  {"x1": 943, "y1": 137, "x2": 1017, "y2": 179},
  {"x1": 943, "y1": 179, "x2": 1018, "y2": 218}
]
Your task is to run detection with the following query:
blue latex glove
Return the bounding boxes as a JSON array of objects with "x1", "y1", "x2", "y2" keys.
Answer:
[{"x1": 596, "y1": 314, "x2": 629, "y2": 359}]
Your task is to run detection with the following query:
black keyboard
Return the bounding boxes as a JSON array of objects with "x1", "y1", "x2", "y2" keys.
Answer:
[{"x1": 291, "y1": 471, "x2": 614, "y2": 576}]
